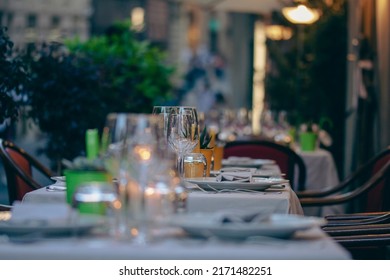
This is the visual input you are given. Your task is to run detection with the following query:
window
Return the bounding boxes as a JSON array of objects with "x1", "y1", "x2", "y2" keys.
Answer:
[
  {"x1": 51, "y1": 16, "x2": 61, "y2": 28},
  {"x1": 27, "y1": 14, "x2": 37, "y2": 28},
  {"x1": 7, "y1": 13, "x2": 13, "y2": 27}
]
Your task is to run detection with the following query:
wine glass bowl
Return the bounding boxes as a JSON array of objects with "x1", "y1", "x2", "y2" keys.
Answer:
[{"x1": 166, "y1": 107, "x2": 199, "y2": 177}]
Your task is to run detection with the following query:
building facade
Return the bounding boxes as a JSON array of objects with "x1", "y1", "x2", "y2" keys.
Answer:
[{"x1": 0, "y1": 0, "x2": 91, "y2": 49}]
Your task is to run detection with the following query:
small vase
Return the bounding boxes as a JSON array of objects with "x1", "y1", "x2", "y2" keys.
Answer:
[
  {"x1": 64, "y1": 169, "x2": 111, "y2": 205},
  {"x1": 300, "y1": 132, "x2": 318, "y2": 151}
]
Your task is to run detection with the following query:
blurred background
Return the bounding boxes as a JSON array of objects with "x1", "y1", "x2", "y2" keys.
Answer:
[{"x1": 0, "y1": 0, "x2": 389, "y2": 203}]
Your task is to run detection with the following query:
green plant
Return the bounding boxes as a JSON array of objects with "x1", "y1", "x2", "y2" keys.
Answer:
[
  {"x1": 199, "y1": 126, "x2": 213, "y2": 149},
  {"x1": 23, "y1": 21, "x2": 175, "y2": 172},
  {"x1": 65, "y1": 21, "x2": 175, "y2": 111},
  {"x1": 0, "y1": 27, "x2": 29, "y2": 124},
  {"x1": 265, "y1": 1, "x2": 347, "y2": 170}
]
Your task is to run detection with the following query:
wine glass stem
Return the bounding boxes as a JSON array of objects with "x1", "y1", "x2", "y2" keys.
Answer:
[{"x1": 177, "y1": 153, "x2": 184, "y2": 177}]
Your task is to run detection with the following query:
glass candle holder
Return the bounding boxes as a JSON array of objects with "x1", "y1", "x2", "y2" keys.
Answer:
[{"x1": 183, "y1": 153, "x2": 207, "y2": 178}]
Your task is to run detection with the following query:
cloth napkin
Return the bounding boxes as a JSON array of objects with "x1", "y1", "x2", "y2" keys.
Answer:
[
  {"x1": 9, "y1": 202, "x2": 73, "y2": 226},
  {"x1": 226, "y1": 156, "x2": 252, "y2": 163},
  {"x1": 220, "y1": 167, "x2": 256, "y2": 173},
  {"x1": 212, "y1": 208, "x2": 271, "y2": 224},
  {"x1": 215, "y1": 171, "x2": 252, "y2": 182},
  {"x1": 46, "y1": 177, "x2": 67, "y2": 191}
]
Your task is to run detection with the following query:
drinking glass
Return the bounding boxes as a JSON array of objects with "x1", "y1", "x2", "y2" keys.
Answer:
[
  {"x1": 152, "y1": 106, "x2": 177, "y2": 139},
  {"x1": 183, "y1": 153, "x2": 207, "y2": 178},
  {"x1": 71, "y1": 182, "x2": 121, "y2": 238},
  {"x1": 124, "y1": 113, "x2": 168, "y2": 244},
  {"x1": 101, "y1": 113, "x2": 132, "y2": 240},
  {"x1": 166, "y1": 107, "x2": 199, "y2": 177}
]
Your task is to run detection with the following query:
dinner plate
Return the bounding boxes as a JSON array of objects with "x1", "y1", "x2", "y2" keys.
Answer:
[
  {"x1": 169, "y1": 213, "x2": 326, "y2": 239},
  {"x1": 210, "y1": 170, "x2": 285, "y2": 178},
  {"x1": 222, "y1": 158, "x2": 275, "y2": 168},
  {"x1": 0, "y1": 216, "x2": 102, "y2": 236},
  {"x1": 185, "y1": 177, "x2": 289, "y2": 191}
]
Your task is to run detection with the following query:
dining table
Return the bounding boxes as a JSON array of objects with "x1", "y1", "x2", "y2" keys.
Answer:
[
  {"x1": 296, "y1": 148, "x2": 345, "y2": 216},
  {"x1": 22, "y1": 181, "x2": 304, "y2": 216},
  {"x1": 0, "y1": 174, "x2": 352, "y2": 260},
  {"x1": 0, "y1": 226, "x2": 350, "y2": 260}
]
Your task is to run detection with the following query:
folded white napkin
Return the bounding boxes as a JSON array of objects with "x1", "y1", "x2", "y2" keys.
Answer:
[
  {"x1": 226, "y1": 156, "x2": 252, "y2": 163},
  {"x1": 9, "y1": 202, "x2": 73, "y2": 226},
  {"x1": 212, "y1": 208, "x2": 271, "y2": 224},
  {"x1": 215, "y1": 171, "x2": 252, "y2": 182},
  {"x1": 46, "y1": 182, "x2": 66, "y2": 191},
  {"x1": 220, "y1": 167, "x2": 257, "y2": 173}
]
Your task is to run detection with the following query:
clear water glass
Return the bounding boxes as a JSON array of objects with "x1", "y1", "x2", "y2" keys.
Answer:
[{"x1": 71, "y1": 182, "x2": 121, "y2": 238}]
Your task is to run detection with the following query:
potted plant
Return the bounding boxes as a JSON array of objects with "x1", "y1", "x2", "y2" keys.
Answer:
[
  {"x1": 0, "y1": 27, "x2": 29, "y2": 134},
  {"x1": 23, "y1": 21, "x2": 175, "y2": 173}
]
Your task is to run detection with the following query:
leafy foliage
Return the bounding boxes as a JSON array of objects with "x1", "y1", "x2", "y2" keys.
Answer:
[
  {"x1": 265, "y1": 0, "x2": 347, "y2": 127},
  {"x1": 23, "y1": 22, "x2": 175, "y2": 171},
  {"x1": 0, "y1": 27, "x2": 29, "y2": 124},
  {"x1": 199, "y1": 126, "x2": 213, "y2": 149}
]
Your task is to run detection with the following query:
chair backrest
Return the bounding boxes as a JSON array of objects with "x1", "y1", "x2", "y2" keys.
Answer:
[
  {"x1": 223, "y1": 140, "x2": 307, "y2": 191},
  {"x1": 359, "y1": 147, "x2": 390, "y2": 212},
  {"x1": 299, "y1": 147, "x2": 390, "y2": 213},
  {"x1": 0, "y1": 138, "x2": 54, "y2": 204}
]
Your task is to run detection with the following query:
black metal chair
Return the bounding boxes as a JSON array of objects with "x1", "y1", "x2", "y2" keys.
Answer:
[
  {"x1": 0, "y1": 203, "x2": 12, "y2": 212},
  {"x1": 297, "y1": 146, "x2": 390, "y2": 213},
  {"x1": 223, "y1": 140, "x2": 307, "y2": 191},
  {"x1": 321, "y1": 211, "x2": 390, "y2": 259},
  {"x1": 0, "y1": 138, "x2": 54, "y2": 204}
]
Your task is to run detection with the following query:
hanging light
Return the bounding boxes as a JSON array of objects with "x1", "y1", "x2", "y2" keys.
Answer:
[
  {"x1": 131, "y1": 7, "x2": 145, "y2": 32},
  {"x1": 265, "y1": 25, "x2": 293, "y2": 41},
  {"x1": 282, "y1": 1, "x2": 320, "y2": 25}
]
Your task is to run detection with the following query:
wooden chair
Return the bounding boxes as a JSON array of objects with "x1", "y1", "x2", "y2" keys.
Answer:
[
  {"x1": 297, "y1": 146, "x2": 390, "y2": 213},
  {"x1": 223, "y1": 140, "x2": 307, "y2": 191},
  {"x1": 0, "y1": 138, "x2": 54, "y2": 204}
]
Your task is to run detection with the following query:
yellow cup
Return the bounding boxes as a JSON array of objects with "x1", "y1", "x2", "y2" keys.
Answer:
[{"x1": 213, "y1": 146, "x2": 224, "y2": 171}]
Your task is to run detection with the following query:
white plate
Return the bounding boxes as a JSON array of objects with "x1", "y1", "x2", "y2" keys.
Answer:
[
  {"x1": 169, "y1": 213, "x2": 326, "y2": 239},
  {"x1": 210, "y1": 170, "x2": 285, "y2": 178},
  {"x1": 0, "y1": 216, "x2": 102, "y2": 236},
  {"x1": 222, "y1": 159, "x2": 275, "y2": 168},
  {"x1": 185, "y1": 177, "x2": 289, "y2": 191}
]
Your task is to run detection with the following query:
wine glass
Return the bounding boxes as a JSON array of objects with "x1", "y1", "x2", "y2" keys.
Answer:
[
  {"x1": 124, "y1": 113, "x2": 168, "y2": 244},
  {"x1": 166, "y1": 107, "x2": 199, "y2": 177},
  {"x1": 152, "y1": 106, "x2": 182, "y2": 141},
  {"x1": 101, "y1": 113, "x2": 132, "y2": 240}
]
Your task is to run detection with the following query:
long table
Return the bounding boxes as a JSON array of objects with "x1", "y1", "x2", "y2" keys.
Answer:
[
  {"x1": 0, "y1": 227, "x2": 350, "y2": 260},
  {"x1": 23, "y1": 184, "x2": 304, "y2": 215},
  {"x1": 0, "y1": 173, "x2": 352, "y2": 260}
]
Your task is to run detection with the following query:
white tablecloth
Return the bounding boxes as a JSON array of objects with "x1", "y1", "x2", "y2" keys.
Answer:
[
  {"x1": 2, "y1": 180, "x2": 351, "y2": 260},
  {"x1": 23, "y1": 184, "x2": 304, "y2": 215},
  {"x1": 297, "y1": 149, "x2": 344, "y2": 216},
  {"x1": 0, "y1": 227, "x2": 350, "y2": 260}
]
